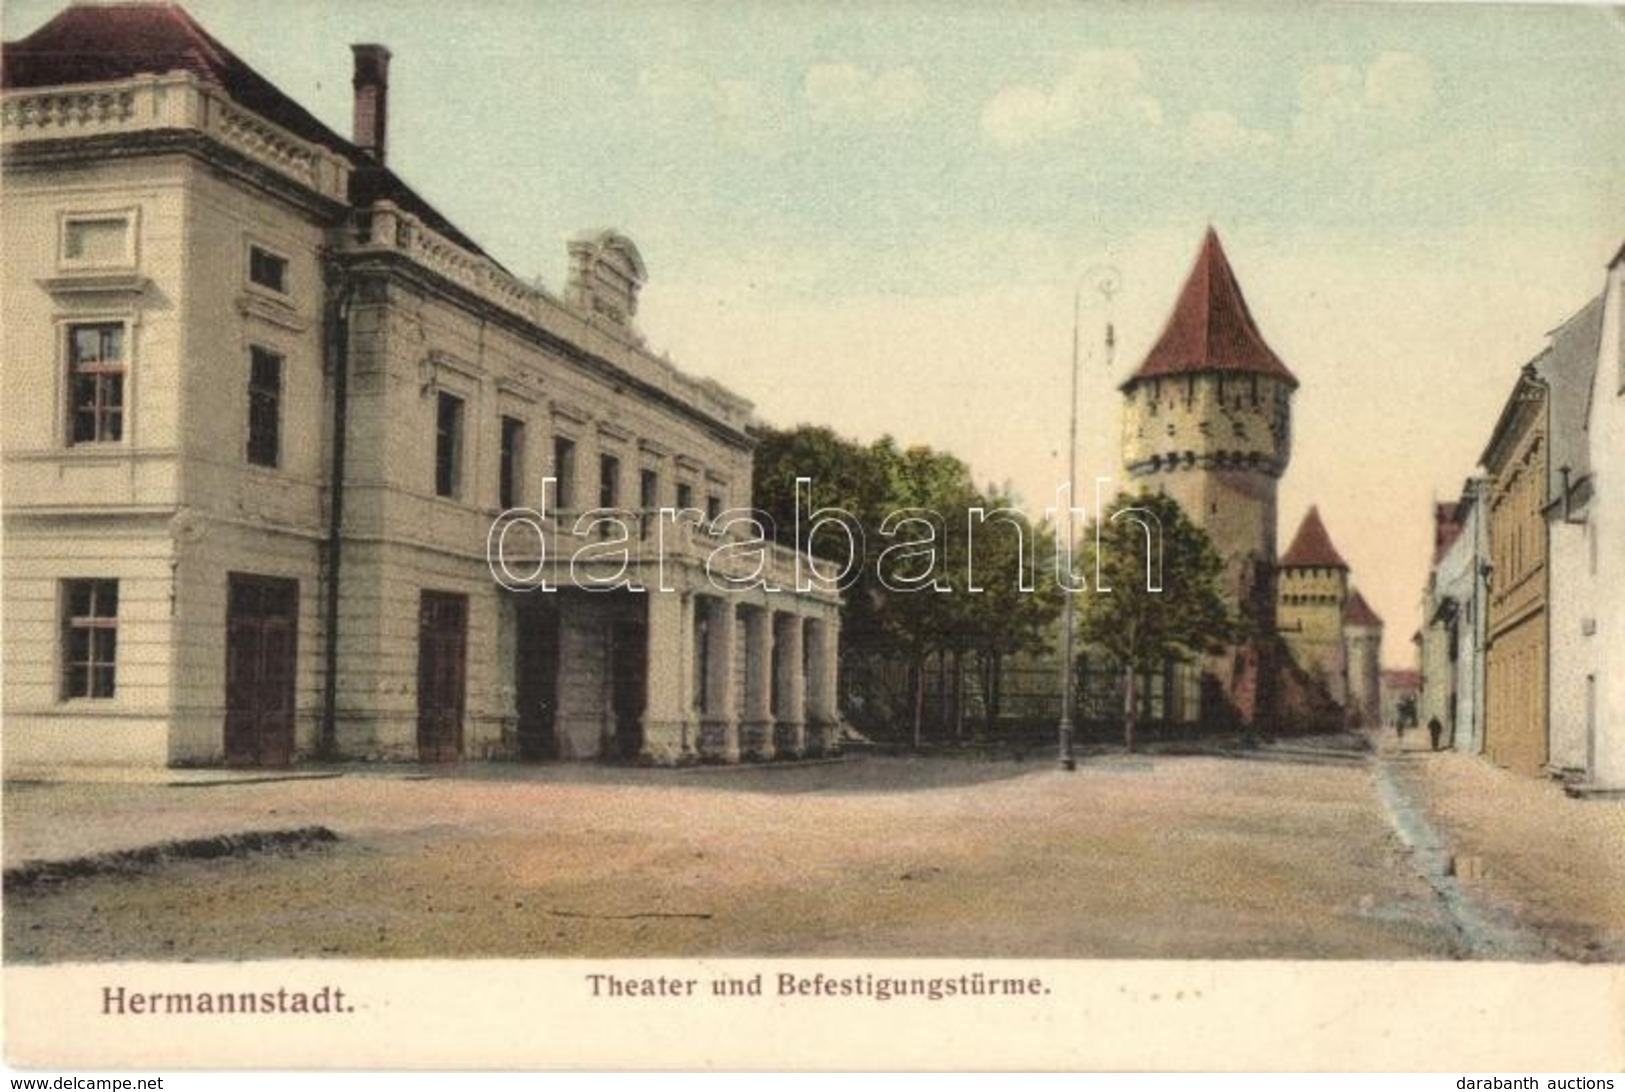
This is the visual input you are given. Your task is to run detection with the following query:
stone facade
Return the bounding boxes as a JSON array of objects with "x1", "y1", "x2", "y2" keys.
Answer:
[
  {"x1": 1341, "y1": 591, "x2": 1383, "y2": 728},
  {"x1": 0, "y1": 5, "x2": 840, "y2": 770}
]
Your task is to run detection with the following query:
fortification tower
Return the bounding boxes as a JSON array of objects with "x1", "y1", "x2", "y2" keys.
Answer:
[
  {"x1": 1276, "y1": 506, "x2": 1352, "y2": 706},
  {"x1": 1341, "y1": 589, "x2": 1385, "y2": 728},
  {"x1": 1120, "y1": 228, "x2": 1298, "y2": 630}
]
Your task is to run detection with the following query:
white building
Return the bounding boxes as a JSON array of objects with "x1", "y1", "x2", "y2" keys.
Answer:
[
  {"x1": 1569, "y1": 243, "x2": 1625, "y2": 795},
  {"x1": 1, "y1": 3, "x2": 841, "y2": 770},
  {"x1": 1422, "y1": 480, "x2": 1490, "y2": 754},
  {"x1": 1541, "y1": 296, "x2": 1605, "y2": 778}
]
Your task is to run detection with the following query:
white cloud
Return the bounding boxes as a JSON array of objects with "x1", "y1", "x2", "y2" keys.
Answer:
[
  {"x1": 981, "y1": 49, "x2": 1162, "y2": 149},
  {"x1": 1294, "y1": 51, "x2": 1438, "y2": 145},
  {"x1": 638, "y1": 64, "x2": 775, "y2": 144},
  {"x1": 804, "y1": 63, "x2": 927, "y2": 126},
  {"x1": 1365, "y1": 51, "x2": 1438, "y2": 122},
  {"x1": 1183, "y1": 109, "x2": 1275, "y2": 161}
]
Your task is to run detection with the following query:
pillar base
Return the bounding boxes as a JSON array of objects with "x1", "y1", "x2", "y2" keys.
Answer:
[
  {"x1": 774, "y1": 719, "x2": 807, "y2": 760},
  {"x1": 805, "y1": 717, "x2": 842, "y2": 757},
  {"x1": 639, "y1": 717, "x2": 697, "y2": 766},
  {"x1": 740, "y1": 718, "x2": 776, "y2": 761},
  {"x1": 698, "y1": 716, "x2": 741, "y2": 763}
]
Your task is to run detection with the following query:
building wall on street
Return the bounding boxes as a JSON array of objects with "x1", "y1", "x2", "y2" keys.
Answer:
[
  {"x1": 1583, "y1": 254, "x2": 1625, "y2": 790},
  {"x1": 1484, "y1": 613, "x2": 1548, "y2": 775},
  {"x1": 0, "y1": 520, "x2": 177, "y2": 767},
  {"x1": 1483, "y1": 376, "x2": 1549, "y2": 777},
  {"x1": 1, "y1": 152, "x2": 185, "y2": 767},
  {"x1": 1425, "y1": 485, "x2": 1488, "y2": 753},
  {"x1": 1547, "y1": 519, "x2": 1595, "y2": 775}
]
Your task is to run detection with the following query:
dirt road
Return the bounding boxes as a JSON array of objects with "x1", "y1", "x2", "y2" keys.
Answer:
[{"x1": 4, "y1": 749, "x2": 1610, "y2": 962}]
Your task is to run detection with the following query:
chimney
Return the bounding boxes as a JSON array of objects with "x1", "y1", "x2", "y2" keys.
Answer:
[{"x1": 351, "y1": 44, "x2": 392, "y2": 163}]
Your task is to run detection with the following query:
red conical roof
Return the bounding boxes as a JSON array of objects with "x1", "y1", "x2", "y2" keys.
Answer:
[
  {"x1": 1280, "y1": 506, "x2": 1348, "y2": 569},
  {"x1": 1123, "y1": 228, "x2": 1298, "y2": 390},
  {"x1": 1343, "y1": 589, "x2": 1383, "y2": 628}
]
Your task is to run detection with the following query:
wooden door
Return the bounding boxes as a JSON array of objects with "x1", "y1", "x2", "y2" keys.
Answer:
[
  {"x1": 225, "y1": 574, "x2": 299, "y2": 768},
  {"x1": 417, "y1": 591, "x2": 468, "y2": 763},
  {"x1": 515, "y1": 599, "x2": 560, "y2": 760},
  {"x1": 609, "y1": 613, "x2": 647, "y2": 760}
]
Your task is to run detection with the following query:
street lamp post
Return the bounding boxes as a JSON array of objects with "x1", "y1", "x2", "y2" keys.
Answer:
[
  {"x1": 1058, "y1": 288, "x2": 1081, "y2": 771},
  {"x1": 1058, "y1": 265, "x2": 1120, "y2": 772}
]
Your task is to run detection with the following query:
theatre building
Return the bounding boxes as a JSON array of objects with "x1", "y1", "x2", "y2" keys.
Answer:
[{"x1": 0, "y1": 3, "x2": 841, "y2": 770}]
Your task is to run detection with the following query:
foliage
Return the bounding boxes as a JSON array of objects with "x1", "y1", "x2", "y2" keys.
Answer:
[
  {"x1": 751, "y1": 424, "x2": 1063, "y2": 742},
  {"x1": 1076, "y1": 490, "x2": 1237, "y2": 748}
]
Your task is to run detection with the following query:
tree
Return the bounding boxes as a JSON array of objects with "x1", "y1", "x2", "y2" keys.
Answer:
[
  {"x1": 1076, "y1": 491, "x2": 1237, "y2": 751},
  {"x1": 750, "y1": 424, "x2": 1062, "y2": 748}
]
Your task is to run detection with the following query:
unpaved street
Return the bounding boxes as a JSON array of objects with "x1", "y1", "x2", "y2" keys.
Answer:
[{"x1": 4, "y1": 749, "x2": 1619, "y2": 962}]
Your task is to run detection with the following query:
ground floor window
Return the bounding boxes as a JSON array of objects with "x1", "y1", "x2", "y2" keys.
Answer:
[{"x1": 61, "y1": 578, "x2": 118, "y2": 698}]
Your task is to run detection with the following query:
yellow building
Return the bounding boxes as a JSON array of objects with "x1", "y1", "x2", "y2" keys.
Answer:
[{"x1": 1482, "y1": 362, "x2": 1550, "y2": 775}]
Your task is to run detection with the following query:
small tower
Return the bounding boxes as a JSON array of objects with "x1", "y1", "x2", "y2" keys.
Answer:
[
  {"x1": 1120, "y1": 228, "x2": 1298, "y2": 628},
  {"x1": 1341, "y1": 590, "x2": 1384, "y2": 727},
  {"x1": 566, "y1": 230, "x2": 647, "y2": 332},
  {"x1": 1277, "y1": 506, "x2": 1351, "y2": 706}
]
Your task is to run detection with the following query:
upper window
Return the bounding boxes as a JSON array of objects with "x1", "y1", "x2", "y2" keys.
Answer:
[
  {"x1": 61, "y1": 579, "x2": 118, "y2": 699},
  {"x1": 247, "y1": 347, "x2": 283, "y2": 468},
  {"x1": 249, "y1": 245, "x2": 289, "y2": 294},
  {"x1": 599, "y1": 454, "x2": 621, "y2": 509},
  {"x1": 62, "y1": 214, "x2": 134, "y2": 268},
  {"x1": 67, "y1": 323, "x2": 125, "y2": 444},
  {"x1": 553, "y1": 436, "x2": 577, "y2": 510},
  {"x1": 435, "y1": 392, "x2": 465, "y2": 499},
  {"x1": 706, "y1": 493, "x2": 723, "y2": 523},
  {"x1": 676, "y1": 481, "x2": 695, "y2": 512},
  {"x1": 640, "y1": 468, "x2": 659, "y2": 511},
  {"x1": 500, "y1": 416, "x2": 525, "y2": 510}
]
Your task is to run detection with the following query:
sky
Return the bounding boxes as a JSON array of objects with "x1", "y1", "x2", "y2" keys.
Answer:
[{"x1": 8, "y1": 0, "x2": 1622, "y2": 663}]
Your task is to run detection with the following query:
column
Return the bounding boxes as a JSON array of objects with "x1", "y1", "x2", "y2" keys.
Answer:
[
  {"x1": 642, "y1": 589, "x2": 695, "y2": 764},
  {"x1": 741, "y1": 606, "x2": 775, "y2": 760},
  {"x1": 699, "y1": 597, "x2": 740, "y2": 762},
  {"x1": 804, "y1": 612, "x2": 841, "y2": 755},
  {"x1": 774, "y1": 611, "x2": 806, "y2": 758}
]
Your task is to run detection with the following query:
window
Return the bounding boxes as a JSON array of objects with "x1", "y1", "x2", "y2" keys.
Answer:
[
  {"x1": 249, "y1": 246, "x2": 288, "y2": 294},
  {"x1": 67, "y1": 322, "x2": 125, "y2": 444},
  {"x1": 61, "y1": 579, "x2": 118, "y2": 699},
  {"x1": 639, "y1": 469, "x2": 659, "y2": 539},
  {"x1": 499, "y1": 416, "x2": 525, "y2": 509},
  {"x1": 706, "y1": 493, "x2": 723, "y2": 523},
  {"x1": 676, "y1": 482, "x2": 695, "y2": 512},
  {"x1": 63, "y1": 215, "x2": 132, "y2": 267},
  {"x1": 599, "y1": 454, "x2": 621, "y2": 509},
  {"x1": 435, "y1": 391, "x2": 464, "y2": 498},
  {"x1": 640, "y1": 469, "x2": 659, "y2": 511},
  {"x1": 553, "y1": 436, "x2": 577, "y2": 510},
  {"x1": 247, "y1": 347, "x2": 283, "y2": 468}
]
